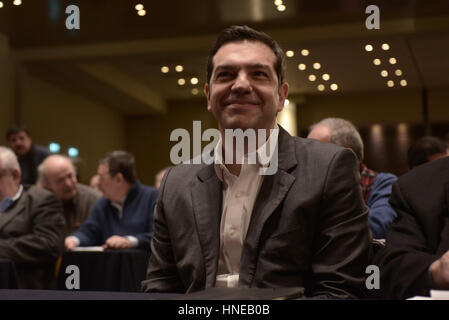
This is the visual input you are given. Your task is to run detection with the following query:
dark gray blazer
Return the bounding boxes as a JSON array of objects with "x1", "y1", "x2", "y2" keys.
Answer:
[
  {"x1": 375, "y1": 156, "x2": 449, "y2": 299},
  {"x1": 142, "y1": 127, "x2": 371, "y2": 298},
  {"x1": 0, "y1": 186, "x2": 65, "y2": 289}
]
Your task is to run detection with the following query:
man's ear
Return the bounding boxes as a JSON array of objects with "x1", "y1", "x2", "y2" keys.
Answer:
[
  {"x1": 204, "y1": 83, "x2": 211, "y2": 112},
  {"x1": 277, "y1": 82, "x2": 289, "y2": 113},
  {"x1": 11, "y1": 169, "x2": 21, "y2": 183},
  {"x1": 113, "y1": 172, "x2": 124, "y2": 184}
]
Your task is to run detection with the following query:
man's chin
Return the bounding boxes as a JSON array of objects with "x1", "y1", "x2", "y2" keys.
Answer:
[{"x1": 222, "y1": 118, "x2": 255, "y2": 131}]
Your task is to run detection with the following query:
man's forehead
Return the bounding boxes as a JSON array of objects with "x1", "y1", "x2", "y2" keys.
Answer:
[
  {"x1": 212, "y1": 40, "x2": 276, "y2": 69},
  {"x1": 10, "y1": 132, "x2": 29, "y2": 139},
  {"x1": 47, "y1": 160, "x2": 73, "y2": 176},
  {"x1": 98, "y1": 163, "x2": 108, "y2": 173}
]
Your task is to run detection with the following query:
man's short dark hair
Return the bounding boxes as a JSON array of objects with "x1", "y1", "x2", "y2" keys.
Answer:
[
  {"x1": 100, "y1": 151, "x2": 136, "y2": 184},
  {"x1": 6, "y1": 125, "x2": 30, "y2": 140},
  {"x1": 206, "y1": 25, "x2": 286, "y2": 87},
  {"x1": 407, "y1": 136, "x2": 448, "y2": 168}
]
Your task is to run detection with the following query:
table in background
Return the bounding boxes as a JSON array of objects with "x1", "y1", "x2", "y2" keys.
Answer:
[
  {"x1": 57, "y1": 249, "x2": 149, "y2": 292},
  {"x1": 0, "y1": 258, "x2": 18, "y2": 289}
]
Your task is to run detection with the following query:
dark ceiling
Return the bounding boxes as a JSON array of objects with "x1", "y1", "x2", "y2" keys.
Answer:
[{"x1": 1, "y1": 0, "x2": 448, "y2": 115}]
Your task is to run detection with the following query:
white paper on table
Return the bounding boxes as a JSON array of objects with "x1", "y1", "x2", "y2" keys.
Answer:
[
  {"x1": 71, "y1": 246, "x2": 104, "y2": 252},
  {"x1": 407, "y1": 296, "x2": 433, "y2": 300},
  {"x1": 430, "y1": 290, "x2": 449, "y2": 300}
]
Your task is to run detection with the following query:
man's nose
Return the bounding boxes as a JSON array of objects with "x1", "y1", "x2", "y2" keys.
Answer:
[
  {"x1": 231, "y1": 72, "x2": 252, "y2": 94},
  {"x1": 65, "y1": 177, "x2": 74, "y2": 187}
]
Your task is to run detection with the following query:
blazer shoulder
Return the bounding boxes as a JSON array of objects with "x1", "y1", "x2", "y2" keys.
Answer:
[
  {"x1": 397, "y1": 156, "x2": 449, "y2": 191},
  {"x1": 291, "y1": 136, "x2": 354, "y2": 165},
  {"x1": 76, "y1": 183, "x2": 102, "y2": 199},
  {"x1": 164, "y1": 163, "x2": 209, "y2": 185},
  {"x1": 25, "y1": 185, "x2": 60, "y2": 203}
]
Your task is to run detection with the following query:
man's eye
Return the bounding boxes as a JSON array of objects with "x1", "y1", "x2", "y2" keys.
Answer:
[
  {"x1": 216, "y1": 71, "x2": 232, "y2": 79},
  {"x1": 253, "y1": 71, "x2": 268, "y2": 77}
]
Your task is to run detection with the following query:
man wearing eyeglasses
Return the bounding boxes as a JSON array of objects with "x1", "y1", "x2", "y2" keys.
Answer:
[{"x1": 0, "y1": 146, "x2": 65, "y2": 289}]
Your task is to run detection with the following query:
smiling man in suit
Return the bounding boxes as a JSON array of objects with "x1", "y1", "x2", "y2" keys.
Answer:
[
  {"x1": 0, "y1": 146, "x2": 65, "y2": 289},
  {"x1": 142, "y1": 25, "x2": 371, "y2": 298}
]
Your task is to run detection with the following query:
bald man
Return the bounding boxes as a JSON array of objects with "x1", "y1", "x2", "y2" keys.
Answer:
[
  {"x1": 308, "y1": 118, "x2": 397, "y2": 240},
  {"x1": 38, "y1": 155, "x2": 101, "y2": 235}
]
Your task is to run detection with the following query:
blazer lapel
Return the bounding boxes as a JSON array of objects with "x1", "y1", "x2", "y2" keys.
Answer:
[
  {"x1": 239, "y1": 127, "x2": 297, "y2": 286},
  {"x1": 190, "y1": 164, "x2": 222, "y2": 288},
  {"x1": 0, "y1": 193, "x2": 27, "y2": 231},
  {"x1": 445, "y1": 181, "x2": 449, "y2": 217},
  {"x1": 435, "y1": 182, "x2": 449, "y2": 255}
]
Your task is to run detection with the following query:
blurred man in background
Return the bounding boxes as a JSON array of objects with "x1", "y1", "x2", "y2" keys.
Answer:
[
  {"x1": 0, "y1": 146, "x2": 65, "y2": 289},
  {"x1": 154, "y1": 166, "x2": 172, "y2": 190},
  {"x1": 65, "y1": 151, "x2": 158, "y2": 250},
  {"x1": 6, "y1": 125, "x2": 50, "y2": 185},
  {"x1": 38, "y1": 155, "x2": 101, "y2": 235},
  {"x1": 407, "y1": 136, "x2": 448, "y2": 169},
  {"x1": 308, "y1": 117, "x2": 397, "y2": 239}
]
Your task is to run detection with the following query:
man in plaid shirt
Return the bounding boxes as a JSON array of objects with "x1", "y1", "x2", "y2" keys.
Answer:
[{"x1": 308, "y1": 118, "x2": 397, "y2": 239}]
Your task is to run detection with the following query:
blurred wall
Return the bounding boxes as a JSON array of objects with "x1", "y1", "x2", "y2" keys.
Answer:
[
  {"x1": 0, "y1": 33, "x2": 14, "y2": 145},
  {"x1": 21, "y1": 73, "x2": 126, "y2": 184},
  {"x1": 297, "y1": 89, "x2": 423, "y2": 131},
  {"x1": 297, "y1": 88, "x2": 449, "y2": 176},
  {"x1": 126, "y1": 99, "x2": 216, "y2": 186}
]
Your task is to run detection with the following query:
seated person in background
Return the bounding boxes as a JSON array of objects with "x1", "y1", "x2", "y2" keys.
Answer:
[
  {"x1": 307, "y1": 117, "x2": 397, "y2": 239},
  {"x1": 6, "y1": 125, "x2": 50, "y2": 185},
  {"x1": 154, "y1": 166, "x2": 172, "y2": 190},
  {"x1": 37, "y1": 155, "x2": 102, "y2": 235},
  {"x1": 0, "y1": 147, "x2": 65, "y2": 289},
  {"x1": 89, "y1": 174, "x2": 102, "y2": 193},
  {"x1": 374, "y1": 156, "x2": 449, "y2": 299},
  {"x1": 407, "y1": 136, "x2": 448, "y2": 169},
  {"x1": 65, "y1": 151, "x2": 158, "y2": 250}
]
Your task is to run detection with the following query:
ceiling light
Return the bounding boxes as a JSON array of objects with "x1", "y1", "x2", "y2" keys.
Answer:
[
  {"x1": 191, "y1": 88, "x2": 199, "y2": 95},
  {"x1": 286, "y1": 50, "x2": 294, "y2": 57},
  {"x1": 330, "y1": 83, "x2": 338, "y2": 91},
  {"x1": 387, "y1": 80, "x2": 394, "y2": 87},
  {"x1": 380, "y1": 70, "x2": 388, "y2": 77},
  {"x1": 389, "y1": 57, "x2": 397, "y2": 64},
  {"x1": 161, "y1": 66, "x2": 169, "y2": 73},
  {"x1": 135, "y1": 4, "x2": 144, "y2": 10},
  {"x1": 274, "y1": 0, "x2": 283, "y2": 5},
  {"x1": 13, "y1": 0, "x2": 21, "y2": 5},
  {"x1": 277, "y1": 4, "x2": 286, "y2": 11},
  {"x1": 298, "y1": 64, "x2": 306, "y2": 71},
  {"x1": 373, "y1": 58, "x2": 381, "y2": 66},
  {"x1": 137, "y1": 9, "x2": 146, "y2": 16},
  {"x1": 175, "y1": 65, "x2": 184, "y2": 72},
  {"x1": 284, "y1": 99, "x2": 290, "y2": 106},
  {"x1": 301, "y1": 49, "x2": 309, "y2": 56},
  {"x1": 395, "y1": 69, "x2": 403, "y2": 76},
  {"x1": 322, "y1": 74, "x2": 330, "y2": 81},
  {"x1": 365, "y1": 44, "x2": 373, "y2": 52},
  {"x1": 308, "y1": 74, "x2": 316, "y2": 82},
  {"x1": 190, "y1": 77, "x2": 199, "y2": 85},
  {"x1": 313, "y1": 63, "x2": 321, "y2": 70},
  {"x1": 400, "y1": 79, "x2": 407, "y2": 87},
  {"x1": 0, "y1": 2, "x2": 4, "y2": 8},
  {"x1": 68, "y1": 147, "x2": 79, "y2": 158},
  {"x1": 317, "y1": 84, "x2": 325, "y2": 91},
  {"x1": 49, "y1": 143, "x2": 60, "y2": 153},
  {"x1": 381, "y1": 43, "x2": 390, "y2": 51},
  {"x1": 177, "y1": 78, "x2": 186, "y2": 86}
]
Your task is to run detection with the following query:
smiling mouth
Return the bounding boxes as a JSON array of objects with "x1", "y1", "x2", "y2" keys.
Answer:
[{"x1": 226, "y1": 101, "x2": 260, "y2": 108}]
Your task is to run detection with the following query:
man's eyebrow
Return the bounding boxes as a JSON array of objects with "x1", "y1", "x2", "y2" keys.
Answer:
[{"x1": 214, "y1": 63, "x2": 272, "y2": 72}]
